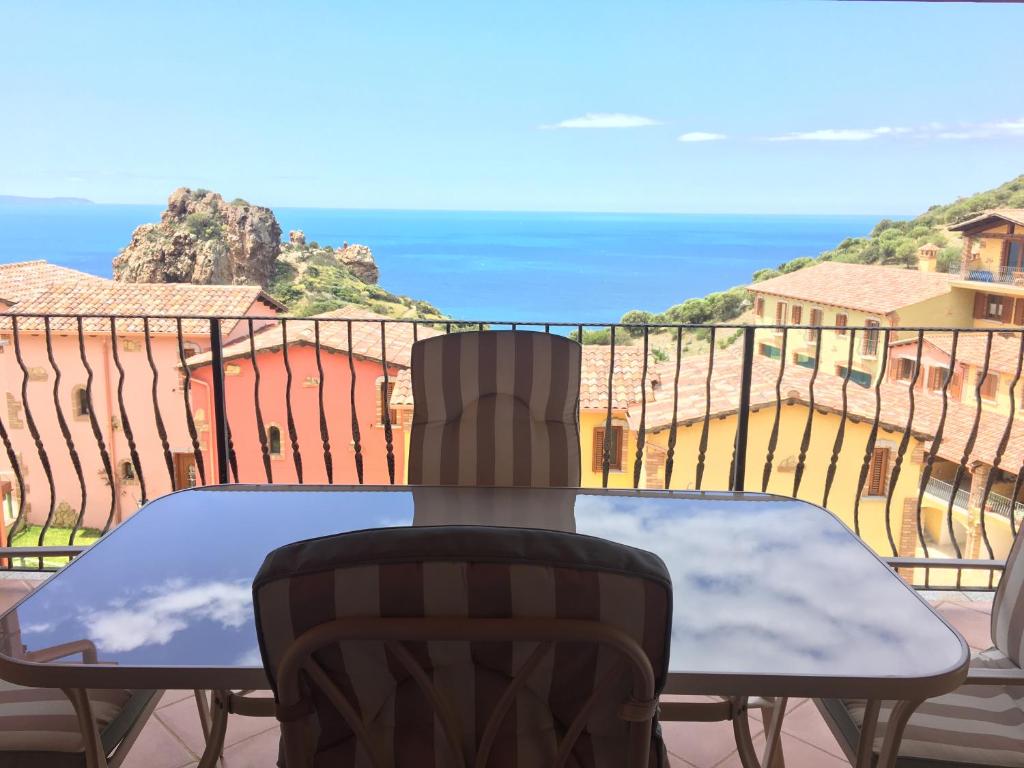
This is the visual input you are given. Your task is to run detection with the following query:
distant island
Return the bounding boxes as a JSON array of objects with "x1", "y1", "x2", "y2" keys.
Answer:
[{"x1": 0, "y1": 195, "x2": 94, "y2": 206}]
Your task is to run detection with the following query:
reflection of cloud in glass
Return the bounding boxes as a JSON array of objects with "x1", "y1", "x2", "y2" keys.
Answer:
[
  {"x1": 575, "y1": 494, "x2": 963, "y2": 679},
  {"x1": 235, "y1": 647, "x2": 264, "y2": 666},
  {"x1": 83, "y1": 579, "x2": 251, "y2": 653}
]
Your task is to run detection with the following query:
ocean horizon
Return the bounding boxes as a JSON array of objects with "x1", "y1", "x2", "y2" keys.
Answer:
[{"x1": 0, "y1": 202, "x2": 889, "y2": 322}]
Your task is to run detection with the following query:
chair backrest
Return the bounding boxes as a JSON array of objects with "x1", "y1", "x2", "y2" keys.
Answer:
[
  {"x1": 992, "y1": 526, "x2": 1024, "y2": 665},
  {"x1": 253, "y1": 526, "x2": 672, "y2": 768},
  {"x1": 407, "y1": 330, "x2": 582, "y2": 487}
]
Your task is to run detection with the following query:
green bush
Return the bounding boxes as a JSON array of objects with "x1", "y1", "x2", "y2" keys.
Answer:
[{"x1": 183, "y1": 211, "x2": 221, "y2": 240}]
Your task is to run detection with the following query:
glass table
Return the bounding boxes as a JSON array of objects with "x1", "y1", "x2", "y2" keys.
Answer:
[{"x1": 0, "y1": 486, "x2": 969, "y2": 768}]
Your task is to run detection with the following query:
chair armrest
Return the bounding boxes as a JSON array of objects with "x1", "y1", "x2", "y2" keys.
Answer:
[
  {"x1": 965, "y1": 668, "x2": 1024, "y2": 686},
  {"x1": 24, "y1": 639, "x2": 98, "y2": 664}
]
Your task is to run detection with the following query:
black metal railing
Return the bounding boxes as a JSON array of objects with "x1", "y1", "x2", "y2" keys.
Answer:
[{"x1": 0, "y1": 312, "x2": 1022, "y2": 590}]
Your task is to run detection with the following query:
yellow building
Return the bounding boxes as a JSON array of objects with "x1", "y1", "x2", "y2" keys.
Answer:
[{"x1": 747, "y1": 260, "x2": 969, "y2": 384}]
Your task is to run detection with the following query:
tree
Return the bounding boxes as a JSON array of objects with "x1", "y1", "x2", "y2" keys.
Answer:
[{"x1": 620, "y1": 310, "x2": 655, "y2": 336}]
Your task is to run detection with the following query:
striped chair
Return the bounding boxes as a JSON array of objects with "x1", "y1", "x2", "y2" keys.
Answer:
[
  {"x1": 407, "y1": 330, "x2": 582, "y2": 487},
  {"x1": 253, "y1": 525, "x2": 672, "y2": 767},
  {"x1": 817, "y1": 529, "x2": 1024, "y2": 767},
  {"x1": 0, "y1": 615, "x2": 159, "y2": 768}
]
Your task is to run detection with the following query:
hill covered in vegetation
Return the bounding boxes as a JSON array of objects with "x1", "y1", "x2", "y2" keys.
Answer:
[{"x1": 621, "y1": 174, "x2": 1024, "y2": 331}]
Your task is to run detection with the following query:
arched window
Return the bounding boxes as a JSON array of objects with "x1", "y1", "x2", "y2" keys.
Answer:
[
  {"x1": 72, "y1": 386, "x2": 90, "y2": 418},
  {"x1": 267, "y1": 425, "x2": 282, "y2": 457},
  {"x1": 181, "y1": 341, "x2": 202, "y2": 357},
  {"x1": 120, "y1": 461, "x2": 137, "y2": 483}
]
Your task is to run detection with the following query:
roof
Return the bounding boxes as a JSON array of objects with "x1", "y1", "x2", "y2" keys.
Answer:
[
  {"x1": 949, "y1": 209, "x2": 1024, "y2": 233},
  {"x1": 0, "y1": 260, "x2": 107, "y2": 305},
  {"x1": 389, "y1": 342, "x2": 654, "y2": 411},
  {"x1": 636, "y1": 347, "x2": 927, "y2": 437},
  {"x1": 185, "y1": 304, "x2": 440, "y2": 368},
  {"x1": 4, "y1": 282, "x2": 283, "y2": 334},
  {"x1": 891, "y1": 332, "x2": 1024, "y2": 376},
  {"x1": 749, "y1": 262, "x2": 954, "y2": 315}
]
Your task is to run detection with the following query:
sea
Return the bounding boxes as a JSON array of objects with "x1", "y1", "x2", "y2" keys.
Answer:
[{"x1": 0, "y1": 203, "x2": 887, "y2": 322}]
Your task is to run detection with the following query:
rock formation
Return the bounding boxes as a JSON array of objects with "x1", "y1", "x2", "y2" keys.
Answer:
[
  {"x1": 335, "y1": 244, "x2": 379, "y2": 284},
  {"x1": 113, "y1": 188, "x2": 282, "y2": 286}
]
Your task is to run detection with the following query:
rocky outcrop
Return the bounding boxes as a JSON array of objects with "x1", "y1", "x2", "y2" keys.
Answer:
[
  {"x1": 335, "y1": 244, "x2": 379, "y2": 284},
  {"x1": 289, "y1": 230, "x2": 305, "y2": 245},
  {"x1": 113, "y1": 188, "x2": 282, "y2": 286}
]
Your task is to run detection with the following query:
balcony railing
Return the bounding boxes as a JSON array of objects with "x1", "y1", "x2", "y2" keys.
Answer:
[
  {"x1": 1, "y1": 312, "x2": 1022, "y2": 590},
  {"x1": 949, "y1": 260, "x2": 1024, "y2": 287}
]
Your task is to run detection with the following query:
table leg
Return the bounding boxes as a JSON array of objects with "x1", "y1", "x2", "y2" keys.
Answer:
[
  {"x1": 875, "y1": 699, "x2": 922, "y2": 768},
  {"x1": 762, "y1": 697, "x2": 787, "y2": 768},
  {"x1": 63, "y1": 687, "x2": 108, "y2": 768},
  {"x1": 197, "y1": 690, "x2": 230, "y2": 768},
  {"x1": 854, "y1": 699, "x2": 881, "y2": 768}
]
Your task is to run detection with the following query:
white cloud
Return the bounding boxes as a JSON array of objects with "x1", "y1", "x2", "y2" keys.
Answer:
[
  {"x1": 767, "y1": 126, "x2": 906, "y2": 142},
  {"x1": 677, "y1": 132, "x2": 726, "y2": 143},
  {"x1": 938, "y1": 117, "x2": 1024, "y2": 140},
  {"x1": 543, "y1": 113, "x2": 661, "y2": 129}
]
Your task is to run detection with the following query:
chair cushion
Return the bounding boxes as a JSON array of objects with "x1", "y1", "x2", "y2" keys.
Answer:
[
  {"x1": 845, "y1": 647, "x2": 1024, "y2": 767},
  {"x1": 0, "y1": 679, "x2": 132, "y2": 753}
]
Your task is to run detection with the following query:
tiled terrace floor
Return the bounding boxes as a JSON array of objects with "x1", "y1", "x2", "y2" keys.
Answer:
[{"x1": 0, "y1": 579, "x2": 994, "y2": 768}]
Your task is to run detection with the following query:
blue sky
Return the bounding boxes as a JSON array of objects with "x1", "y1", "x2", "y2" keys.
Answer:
[{"x1": 1, "y1": 0, "x2": 1022, "y2": 214}]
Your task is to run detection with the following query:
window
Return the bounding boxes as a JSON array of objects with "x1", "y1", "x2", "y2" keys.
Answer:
[
  {"x1": 793, "y1": 353, "x2": 816, "y2": 370},
  {"x1": 120, "y1": 461, "x2": 136, "y2": 483},
  {"x1": 895, "y1": 358, "x2": 917, "y2": 382},
  {"x1": 775, "y1": 301, "x2": 788, "y2": 332},
  {"x1": 974, "y1": 292, "x2": 1011, "y2": 323},
  {"x1": 980, "y1": 372, "x2": 998, "y2": 401},
  {"x1": 837, "y1": 366, "x2": 872, "y2": 388},
  {"x1": 72, "y1": 386, "x2": 90, "y2": 418},
  {"x1": 267, "y1": 425, "x2": 282, "y2": 456},
  {"x1": 808, "y1": 308, "x2": 823, "y2": 341},
  {"x1": 378, "y1": 381, "x2": 397, "y2": 426},
  {"x1": 835, "y1": 313, "x2": 848, "y2": 336},
  {"x1": 755, "y1": 297, "x2": 765, "y2": 318},
  {"x1": 592, "y1": 426, "x2": 623, "y2": 473},
  {"x1": 927, "y1": 367, "x2": 951, "y2": 391},
  {"x1": 181, "y1": 341, "x2": 202, "y2": 357},
  {"x1": 759, "y1": 343, "x2": 781, "y2": 360},
  {"x1": 862, "y1": 320, "x2": 881, "y2": 357},
  {"x1": 987, "y1": 295, "x2": 1004, "y2": 321},
  {"x1": 791, "y1": 305, "x2": 803, "y2": 325},
  {"x1": 866, "y1": 446, "x2": 891, "y2": 497}
]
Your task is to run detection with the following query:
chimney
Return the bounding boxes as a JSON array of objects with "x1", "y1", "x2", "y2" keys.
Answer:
[{"x1": 917, "y1": 243, "x2": 940, "y2": 273}]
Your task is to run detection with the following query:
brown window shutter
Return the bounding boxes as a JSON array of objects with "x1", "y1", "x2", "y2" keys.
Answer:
[
  {"x1": 1002, "y1": 298, "x2": 1014, "y2": 323},
  {"x1": 755, "y1": 297, "x2": 765, "y2": 317},
  {"x1": 950, "y1": 369, "x2": 964, "y2": 400},
  {"x1": 378, "y1": 381, "x2": 396, "y2": 424},
  {"x1": 592, "y1": 428, "x2": 605, "y2": 473},
  {"x1": 776, "y1": 302, "x2": 786, "y2": 324},
  {"x1": 974, "y1": 292, "x2": 988, "y2": 319},
  {"x1": 868, "y1": 446, "x2": 890, "y2": 496},
  {"x1": 836, "y1": 313, "x2": 847, "y2": 335},
  {"x1": 612, "y1": 426, "x2": 623, "y2": 470},
  {"x1": 792, "y1": 305, "x2": 802, "y2": 324},
  {"x1": 1015, "y1": 299, "x2": 1024, "y2": 326}
]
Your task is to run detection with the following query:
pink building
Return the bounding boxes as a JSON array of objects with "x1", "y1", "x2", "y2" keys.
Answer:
[
  {"x1": 0, "y1": 262, "x2": 282, "y2": 532},
  {"x1": 186, "y1": 306, "x2": 437, "y2": 486}
]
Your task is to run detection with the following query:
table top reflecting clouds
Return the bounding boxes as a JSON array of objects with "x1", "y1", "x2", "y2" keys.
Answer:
[{"x1": 0, "y1": 486, "x2": 969, "y2": 697}]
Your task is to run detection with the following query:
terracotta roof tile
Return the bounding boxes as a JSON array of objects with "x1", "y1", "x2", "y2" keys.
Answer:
[
  {"x1": 949, "y1": 208, "x2": 1024, "y2": 232},
  {"x1": 4, "y1": 281, "x2": 282, "y2": 334},
  {"x1": 891, "y1": 332, "x2": 1024, "y2": 376},
  {"x1": 186, "y1": 305, "x2": 442, "y2": 368},
  {"x1": 0, "y1": 260, "x2": 107, "y2": 305},
  {"x1": 749, "y1": 262, "x2": 954, "y2": 315}
]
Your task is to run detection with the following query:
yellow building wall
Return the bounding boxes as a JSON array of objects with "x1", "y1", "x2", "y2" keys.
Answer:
[
  {"x1": 579, "y1": 409, "x2": 637, "y2": 489},
  {"x1": 644, "y1": 404, "x2": 926, "y2": 559},
  {"x1": 891, "y1": 293, "x2": 974, "y2": 331},
  {"x1": 967, "y1": 223, "x2": 1012, "y2": 274}
]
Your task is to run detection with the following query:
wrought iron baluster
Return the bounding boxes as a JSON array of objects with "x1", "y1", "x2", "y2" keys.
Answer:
[
  {"x1": 601, "y1": 325, "x2": 617, "y2": 488},
  {"x1": 632, "y1": 327, "x2": 649, "y2": 488},
  {"x1": 664, "y1": 327, "x2": 683, "y2": 489},
  {"x1": 976, "y1": 330, "x2": 1024, "y2": 587},
  {"x1": 314, "y1": 320, "x2": 332, "y2": 483},
  {"x1": 208, "y1": 319, "x2": 232, "y2": 484},
  {"x1": 143, "y1": 318, "x2": 175, "y2": 489},
  {"x1": 763, "y1": 328, "x2": 789, "y2": 492},
  {"x1": 730, "y1": 326, "x2": 756, "y2": 492},
  {"x1": 347, "y1": 321, "x2": 364, "y2": 483},
  {"x1": 792, "y1": 329, "x2": 823, "y2": 497},
  {"x1": 696, "y1": 327, "x2": 717, "y2": 491},
  {"x1": 12, "y1": 317, "x2": 56, "y2": 569},
  {"x1": 916, "y1": 331, "x2": 960, "y2": 586},
  {"x1": 43, "y1": 318, "x2": 86, "y2": 548},
  {"x1": 281, "y1": 319, "x2": 302, "y2": 483},
  {"x1": 380, "y1": 320, "x2": 395, "y2": 484},
  {"x1": 248, "y1": 318, "x2": 272, "y2": 483},
  {"x1": 175, "y1": 319, "x2": 206, "y2": 486},
  {"x1": 824, "y1": 328, "x2": 856, "y2": 507},
  {"x1": 412, "y1": 321, "x2": 419, "y2": 343},
  {"x1": 0, "y1": 327, "x2": 28, "y2": 562},
  {"x1": 883, "y1": 330, "x2": 925, "y2": 558},
  {"x1": 852, "y1": 328, "x2": 891, "y2": 537},
  {"x1": 947, "y1": 331, "x2": 993, "y2": 590},
  {"x1": 445, "y1": 322, "x2": 452, "y2": 335}
]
